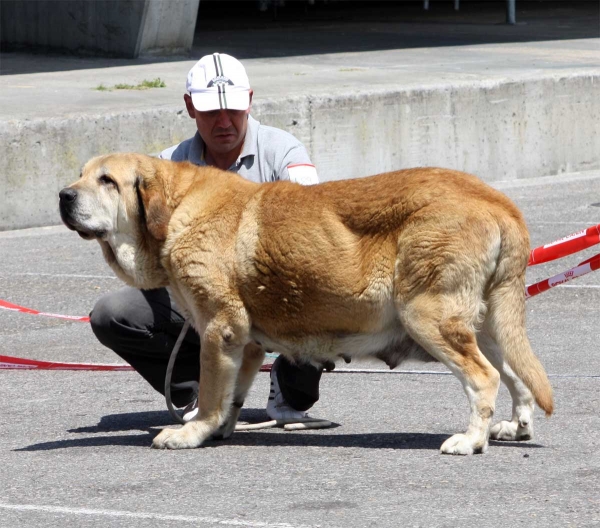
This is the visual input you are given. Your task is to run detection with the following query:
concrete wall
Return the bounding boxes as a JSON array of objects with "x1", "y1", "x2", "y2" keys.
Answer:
[
  {"x1": 136, "y1": 0, "x2": 200, "y2": 57},
  {"x1": 253, "y1": 74, "x2": 599, "y2": 182},
  {"x1": 0, "y1": 0, "x2": 200, "y2": 57},
  {"x1": 1, "y1": 73, "x2": 598, "y2": 230}
]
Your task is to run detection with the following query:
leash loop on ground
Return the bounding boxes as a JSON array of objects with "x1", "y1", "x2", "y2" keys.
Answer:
[{"x1": 164, "y1": 320, "x2": 192, "y2": 425}]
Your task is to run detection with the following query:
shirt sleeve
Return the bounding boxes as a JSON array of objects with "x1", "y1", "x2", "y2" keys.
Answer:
[
  {"x1": 278, "y1": 145, "x2": 320, "y2": 186},
  {"x1": 158, "y1": 145, "x2": 177, "y2": 160},
  {"x1": 158, "y1": 137, "x2": 194, "y2": 162}
]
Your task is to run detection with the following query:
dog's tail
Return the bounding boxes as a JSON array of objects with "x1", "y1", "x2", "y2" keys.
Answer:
[{"x1": 486, "y1": 218, "x2": 554, "y2": 416}]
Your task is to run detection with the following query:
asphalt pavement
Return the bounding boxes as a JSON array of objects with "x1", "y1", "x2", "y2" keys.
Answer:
[
  {"x1": 2, "y1": 1, "x2": 599, "y2": 230},
  {"x1": 0, "y1": 170, "x2": 599, "y2": 527},
  {"x1": 1, "y1": 2, "x2": 599, "y2": 526}
]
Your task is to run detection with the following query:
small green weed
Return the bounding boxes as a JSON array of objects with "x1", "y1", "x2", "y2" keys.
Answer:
[{"x1": 94, "y1": 78, "x2": 166, "y2": 91}]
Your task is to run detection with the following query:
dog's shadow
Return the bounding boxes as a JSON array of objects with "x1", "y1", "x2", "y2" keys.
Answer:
[{"x1": 14, "y1": 409, "x2": 545, "y2": 452}]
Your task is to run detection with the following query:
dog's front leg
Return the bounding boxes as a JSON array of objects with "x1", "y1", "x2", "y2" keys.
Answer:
[
  {"x1": 152, "y1": 320, "x2": 246, "y2": 450},
  {"x1": 214, "y1": 342, "x2": 266, "y2": 439}
]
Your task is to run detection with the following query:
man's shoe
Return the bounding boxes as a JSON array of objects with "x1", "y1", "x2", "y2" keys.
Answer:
[
  {"x1": 180, "y1": 399, "x2": 198, "y2": 422},
  {"x1": 266, "y1": 366, "x2": 311, "y2": 422}
]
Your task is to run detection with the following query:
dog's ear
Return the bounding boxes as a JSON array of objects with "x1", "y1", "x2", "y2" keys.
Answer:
[{"x1": 136, "y1": 175, "x2": 170, "y2": 242}]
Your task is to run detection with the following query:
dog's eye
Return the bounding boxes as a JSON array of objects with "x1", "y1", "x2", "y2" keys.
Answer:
[{"x1": 99, "y1": 175, "x2": 116, "y2": 188}]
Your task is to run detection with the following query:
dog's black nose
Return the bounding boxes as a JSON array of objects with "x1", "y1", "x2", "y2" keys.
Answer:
[{"x1": 59, "y1": 188, "x2": 78, "y2": 203}]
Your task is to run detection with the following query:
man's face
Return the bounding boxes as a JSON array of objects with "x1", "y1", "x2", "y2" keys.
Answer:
[{"x1": 184, "y1": 92, "x2": 253, "y2": 155}]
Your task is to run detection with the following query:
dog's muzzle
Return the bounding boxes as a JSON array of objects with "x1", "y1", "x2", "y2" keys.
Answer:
[
  {"x1": 59, "y1": 188, "x2": 97, "y2": 239},
  {"x1": 59, "y1": 187, "x2": 78, "y2": 230}
]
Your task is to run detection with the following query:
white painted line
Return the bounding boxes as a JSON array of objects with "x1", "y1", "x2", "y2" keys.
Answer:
[
  {"x1": 529, "y1": 221, "x2": 600, "y2": 226},
  {"x1": 0, "y1": 503, "x2": 318, "y2": 528},
  {"x1": 2, "y1": 272, "x2": 115, "y2": 279},
  {"x1": 492, "y1": 170, "x2": 600, "y2": 190},
  {"x1": 557, "y1": 284, "x2": 600, "y2": 289},
  {"x1": 328, "y1": 369, "x2": 599, "y2": 379},
  {"x1": 0, "y1": 225, "x2": 65, "y2": 239},
  {"x1": 331, "y1": 368, "x2": 451, "y2": 375}
]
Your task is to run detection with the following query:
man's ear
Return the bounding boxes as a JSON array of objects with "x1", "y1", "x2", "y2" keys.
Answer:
[
  {"x1": 247, "y1": 89, "x2": 254, "y2": 115},
  {"x1": 136, "y1": 175, "x2": 170, "y2": 241},
  {"x1": 184, "y1": 93, "x2": 196, "y2": 119}
]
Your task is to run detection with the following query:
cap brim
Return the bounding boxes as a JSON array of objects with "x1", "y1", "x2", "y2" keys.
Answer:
[{"x1": 190, "y1": 89, "x2": 250, "y2": 112}]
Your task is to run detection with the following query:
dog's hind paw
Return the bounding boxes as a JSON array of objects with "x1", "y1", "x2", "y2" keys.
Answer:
[
  {"x1": 440, "y1": 433, "x2": 487, "y2": 455},
  {"x1": 490, "y1": 420, "x2": 533, "y2": 441}
]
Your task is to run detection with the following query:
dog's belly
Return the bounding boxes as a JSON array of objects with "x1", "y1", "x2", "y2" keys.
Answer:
[{"x1": 250, "y1": 324, "x2": 435, "y2": 369}]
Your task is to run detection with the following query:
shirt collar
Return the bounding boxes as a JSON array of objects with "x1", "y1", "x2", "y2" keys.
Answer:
[
  {"x1": 237, "y1": 115, "x2": 259, "y2": 162},
  {"x1": 188, "y1": 131, "x2": 206, "y2": 166}
]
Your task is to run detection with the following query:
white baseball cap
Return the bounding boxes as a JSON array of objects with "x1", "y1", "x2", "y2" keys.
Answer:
[{"x1": 186, "y1": 53, "x2": 251, "y2": 112}]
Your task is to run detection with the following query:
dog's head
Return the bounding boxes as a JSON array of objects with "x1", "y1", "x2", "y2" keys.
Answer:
[{"x1": 59, "y1": 152, "x2": 172, "y2": 289}]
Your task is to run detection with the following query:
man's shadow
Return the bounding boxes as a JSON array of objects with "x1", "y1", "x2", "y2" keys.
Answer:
[{"x1": 14, "y1": 409, "x2": 544, "y2": 452}]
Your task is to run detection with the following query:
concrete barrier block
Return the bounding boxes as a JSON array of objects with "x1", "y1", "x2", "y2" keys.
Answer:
[
  {"x1": 0, "y1": 0, "x2": 200, "y2": 57},
  {"x1": 1, "y1": 73, "x2": 598, "y2": 230},
  {"x1": 307, "y1": 74, "x2": 600, "y2": 182},
  {"x1": 0, "y1": 110, "x2": 197, "y2": 230}
]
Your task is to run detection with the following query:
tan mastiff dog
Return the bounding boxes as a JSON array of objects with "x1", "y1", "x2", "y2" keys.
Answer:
[{"x1": 59, "y1": 153, "x2": 553, "y2": 454}]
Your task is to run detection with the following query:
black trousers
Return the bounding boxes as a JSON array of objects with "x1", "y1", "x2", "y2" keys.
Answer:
[{"x1": 89, "y1": 287, "x2": 322, "y2": 410}]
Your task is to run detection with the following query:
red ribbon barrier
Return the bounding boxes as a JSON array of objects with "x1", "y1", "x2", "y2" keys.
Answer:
[
  {"x1": 0, "y1": 354, "x2": 133, "y2": 371},
  {"x1": 528, "y1": 224, "x2": 600, "y2": 266},
  {"x1": 0, "y1": 299, "x2": 89, "y2": 322},
  {"x1": 526, "y1": 253, "x2": 600, "y2": 298},
  {"x1": 0, "y1": 299, "x2": 274, "y2": 371},
  {"x1": 0, "y1": 354, "x2": 273, "y2": 372}
]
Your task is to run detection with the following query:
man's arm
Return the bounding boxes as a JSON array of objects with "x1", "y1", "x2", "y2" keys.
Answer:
[
  {"x1": 158, "y1": 136, "x2": 196, "y2": 162},
  {"x1": 158, "y1": 145, "x2": 178, "y2": 160},
  {"x1": 279, "y1": 145, "x2": 319, "y2": 186}
]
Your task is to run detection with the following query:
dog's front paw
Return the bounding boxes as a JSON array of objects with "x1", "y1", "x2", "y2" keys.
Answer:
[
  {"x1": 213, "y1": 415, "x2": 237, "y2": 440},
  {"x1": 440, "y1": 433, "x2": 487, "y2": 455},
  {"x1": 152, "y1": 424, "x2": 205, "y2": 450}
]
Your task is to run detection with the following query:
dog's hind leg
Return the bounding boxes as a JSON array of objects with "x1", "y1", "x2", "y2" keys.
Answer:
[
  {"x1": 398, "y1": 294, "x2": 500, "y2": 455},
  {"x1": 477, "y1": 278, "x2": 553, "y2": 441},
  {"x1": 477, "y1": 330, "x2": 535, "y2": 441}
]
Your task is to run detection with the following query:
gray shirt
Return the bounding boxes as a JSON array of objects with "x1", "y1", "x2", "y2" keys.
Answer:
[{"x1": 159, "y1": 115, "x2": 319, "y2": 185}]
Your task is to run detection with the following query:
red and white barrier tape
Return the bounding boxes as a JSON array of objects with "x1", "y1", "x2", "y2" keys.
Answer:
[
  {"x1": 525, "y1": 223, "x2": 600, "y2": 298},
  {"x1": 1, "y1": 224, "x2": 598, "y2": 371},
  {"x1": 0, "y1": 353, "x2": 274, "y2": 372},
  {"x1": 0, "y1": 354, "x2": 133, "y2": 371},
  {"x1": 528, "y1": 223, "x2": 600, "y2": 266},
  {"x1": 526, "y1": 253, "x2": 600, "y2": 299},
  {"x1": 0, "y1": 299, "x2": 273, "y2": 371},
  {"x1": 0, "y1": 299, "x2": 89, "y2": 322}
]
